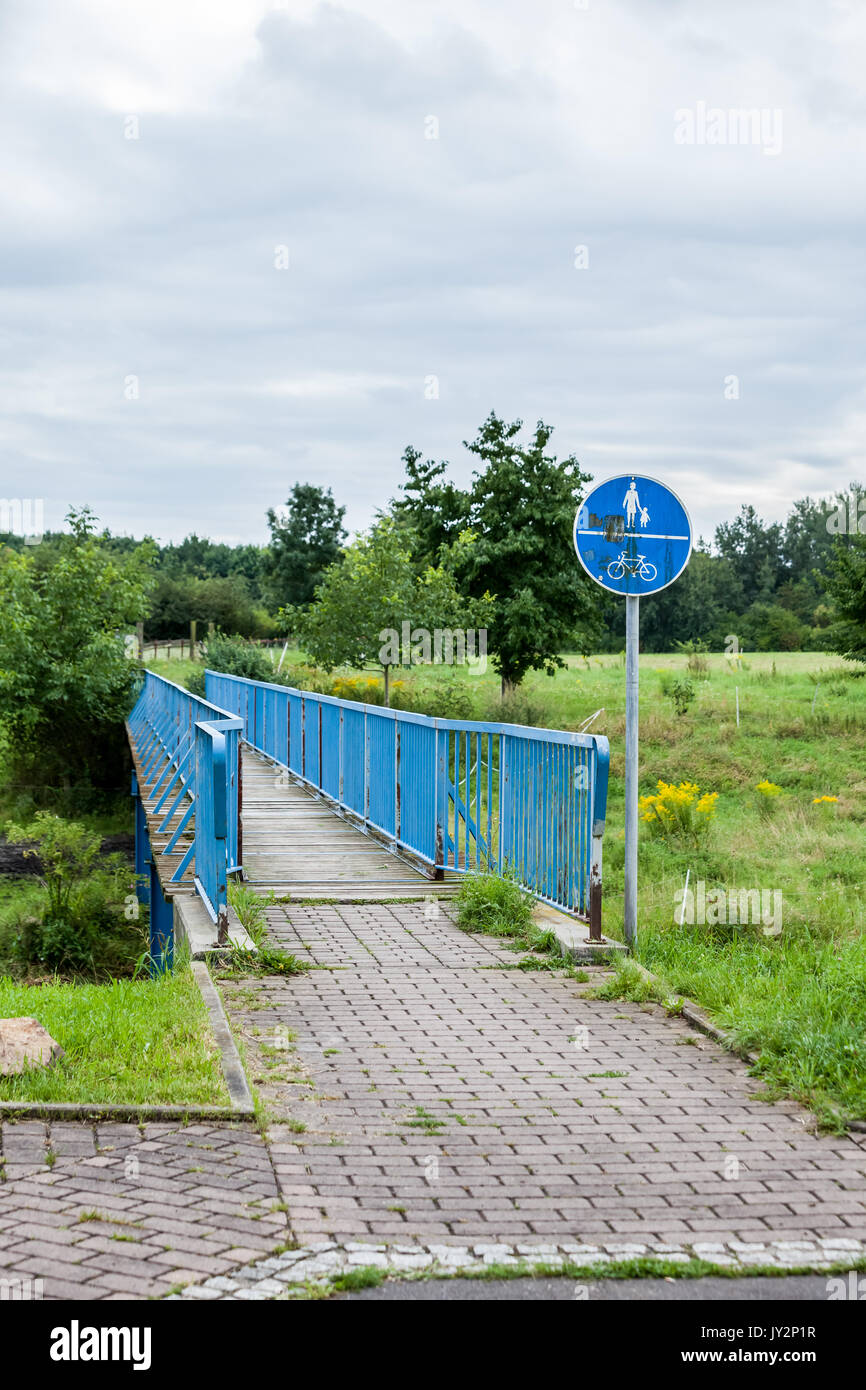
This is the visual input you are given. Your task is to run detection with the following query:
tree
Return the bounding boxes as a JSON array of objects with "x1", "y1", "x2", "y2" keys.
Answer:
[
  {"x1": 392, "y1": 447, "x2": 471, "y2": 564},
  {"x1": 714, "y1": 505, "x2": 782, "y2": 610},
  {"x1": 740, "y1": 602, "x2": 809, "y2": 652},
  {"x1": 294, "y1": 517, "x2": 493, "y2": 704},
  {"x1": 263, "y1": 483, "x2": 346, "y2": 611},
  {"x1": 398, "y1": 413, "x2": 601, "y2": 692},
  {"x1": 634, "y1": 546, "x2": 742, "y2": 652},
  {"x1": 158, "y1": 535, "x2": 268, "y2": 601},
  {"x1": 0, "y1": 508, "x2": 155, "y2": 799},
  {"x1": 145, "y1": 573, "x2": 274, "y2": 640},
  {"x1": 824, "y1": 534, "x2": 866, "y2": 662}
]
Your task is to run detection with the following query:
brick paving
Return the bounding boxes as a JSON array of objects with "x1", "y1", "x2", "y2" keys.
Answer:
[
  {"x1": 240, "y1": 903, "x2": 866, "y2": 1248},
  {"x1": 2, "y1": 899, "x2": 866, "y2": 1298},
  {"x1": 0, "y1": 1122, "x2": 287, "y2": 1299}
]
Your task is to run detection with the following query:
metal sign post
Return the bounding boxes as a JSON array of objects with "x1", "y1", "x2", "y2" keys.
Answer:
[
  {"x1": 574, "y1": 474, "x2": 693, "y2": 952},
  {"x1": 624, "y1": 594, "x2": 639, "y2": 949}
]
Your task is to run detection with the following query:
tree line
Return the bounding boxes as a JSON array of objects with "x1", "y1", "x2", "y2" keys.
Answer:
[{"x1": 1, "y1": 412, "x2": 865, "y2": 730}]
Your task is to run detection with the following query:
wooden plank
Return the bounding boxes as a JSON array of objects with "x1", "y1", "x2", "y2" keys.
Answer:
[{"x1": 238, "y1": 747, "x2": 457, "y2": 899}]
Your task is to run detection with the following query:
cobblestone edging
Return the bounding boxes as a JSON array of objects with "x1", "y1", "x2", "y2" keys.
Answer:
[{"x1": 171, "y1": 1236, "x2": 866, "y2": 1300}]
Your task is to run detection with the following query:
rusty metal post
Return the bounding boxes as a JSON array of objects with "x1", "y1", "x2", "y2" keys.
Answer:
[{"x1": 588, "y1": 826, "x2": 603, "y2": 941}]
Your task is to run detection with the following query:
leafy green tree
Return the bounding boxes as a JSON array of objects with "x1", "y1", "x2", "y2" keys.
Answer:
[
  {"x1": 824, "y1": 534, "x2": 866, "y2": 662},
  {"x1": 398, "y1": 413, "x2": 600, "y2": 692},
  {"x1": 740, "y1": 602, "x2": 809, "y2": 652},
  {"x1": 0, "y1": 508, "x2": 154, "y2": 799},
  {"x1": 629, "y1": 546, "x2": 742, "y2": 653},
  {"x1": 294, "y1": 517, "x2": 493, "y2": 704},
  {"x1": 146, "y1": 573, "x2": 273, "y2": 640},
  {"x1": 263, "y1": 483, "x2": 346, "y2": 611},
  {"x1": 714, "y1": 505, "x2": 782, "y2": 609},
  {"x1": 392, "y1": 447, "x2": 471, "y2": 563},
  {"x1": 158, "y1": 535, "x2": 267, "y2": 600}
]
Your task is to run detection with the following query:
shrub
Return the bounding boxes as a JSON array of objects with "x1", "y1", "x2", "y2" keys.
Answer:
[
  {"x1": 674, "y1": 639, "x2": 710, "y2": 679},
  {"x1": 639, "y1": 780, "x2": 719, "y2": 848},
  {"x1": 486, "y1": 688, "x2": 558, "y2": 729},
  {"x1": 146, "y1": 573, "x2": 274, "y2": 642},
  {"x1": 3, "y1": 812, "x2": 138, "y2": 973},
  {"x1": 671, "y1": 678, "x2": 696, "y2": 716},
  {"x1": 755, "y1": 780, "x2": 782, "y2": 818},
  {"x1": 0, "y1": 508, "x2": 153, "y2": 804},
  {"x1": 187, "y1": 633, "x2": 276, "y2": 695}
]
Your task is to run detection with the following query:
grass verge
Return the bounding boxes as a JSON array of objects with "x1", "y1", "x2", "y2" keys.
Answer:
[
  {"x1": 274, "y1": 1253, "x2": 866, "y2": 1300},
  {"x1": 0, "y1": 962, "x2": 229, "y2": 1106}
]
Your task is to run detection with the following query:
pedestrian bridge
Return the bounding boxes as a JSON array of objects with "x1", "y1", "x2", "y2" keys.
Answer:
[{"x1": 126, "y1": 670, "x2": 609, "y2": 963}]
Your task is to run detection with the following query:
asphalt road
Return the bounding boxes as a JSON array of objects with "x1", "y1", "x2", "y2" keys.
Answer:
[{"x1": 336, "y1": 1274, "x2": 839, "y2": 1301}]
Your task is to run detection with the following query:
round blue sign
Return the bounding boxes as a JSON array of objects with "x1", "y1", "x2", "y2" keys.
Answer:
[{"x1": 573, "y1": 474, "x2": 692, "y2": 596}]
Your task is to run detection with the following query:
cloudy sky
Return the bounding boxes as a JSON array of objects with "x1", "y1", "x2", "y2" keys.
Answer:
[{"x1": 1, "y1": 0, "x2": 864, "y2": 546}]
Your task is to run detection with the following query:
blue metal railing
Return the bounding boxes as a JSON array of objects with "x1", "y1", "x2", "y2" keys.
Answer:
[
  {"x1": 128, "y1": 672, "x2": 242, "y2": 926},
  {"x1": 205, "y1": 670, "x2": 610, "y2": 932}
]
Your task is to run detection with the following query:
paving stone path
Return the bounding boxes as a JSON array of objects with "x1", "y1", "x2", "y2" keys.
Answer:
[{"x1": 2, "y1": 901, "x2": 866, "y2": 1299}]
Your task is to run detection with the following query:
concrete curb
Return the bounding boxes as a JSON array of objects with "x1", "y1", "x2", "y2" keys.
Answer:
[
  {"x1": 0, "y1": 1102, "x2": 249, "y2": 1121},
  {"x1": 625, "y1": 957, "x2": 759, "y2": 1062},
  {"x1": 170, "y1": 1236, "x2": 866, "y2": 1299},
  {"x1": 191, "y1": 962, "x2": 255, "y2": 1115},
  {"x1": 0, "y1": 961, "x2": 255, "y2": 1123},
  {"x1": 534, "y1": 905, "x2": 629, "y2": 964},
  {"x1": 174, "y1": 893, "x2": 258, "y2": 957}
]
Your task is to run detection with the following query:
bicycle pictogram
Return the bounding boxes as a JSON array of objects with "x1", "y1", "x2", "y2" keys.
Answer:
[{"x1": 606, "y1": 551, "x2": 657, "y2": 582}]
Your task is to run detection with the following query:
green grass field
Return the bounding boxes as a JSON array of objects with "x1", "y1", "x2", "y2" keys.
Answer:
[
  {"x1": 151, "y1": 647, "x2": 866, "y2": 1127},
  {"x1": 0, "y1": 963, "x2": 229, "y2": 1105}
]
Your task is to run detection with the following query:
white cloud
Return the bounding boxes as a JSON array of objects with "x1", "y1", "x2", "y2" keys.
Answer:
[{"x1": 0, "y1": 0, "x2": 863, "y2": 544}]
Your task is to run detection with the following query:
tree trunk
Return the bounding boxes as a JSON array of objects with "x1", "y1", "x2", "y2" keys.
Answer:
[
  {"x1": 500, "y1": 675, "x2": 517, "y2": 699},
  {"x1": 383, "y1": 664, "x2": 391, "y2": 707}
]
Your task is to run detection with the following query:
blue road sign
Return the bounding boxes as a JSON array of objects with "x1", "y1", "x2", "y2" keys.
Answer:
[{"x1": 573, "y1": 474, "x2": 692, "y2": 596}]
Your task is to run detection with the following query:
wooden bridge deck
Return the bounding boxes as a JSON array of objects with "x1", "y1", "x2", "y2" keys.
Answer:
[
  {"x1": 239, "y1": 747, "x2": 460, "y2": 900},
  {"x1": 129, "y1": 729, "x2": 460, "y2": 908}
]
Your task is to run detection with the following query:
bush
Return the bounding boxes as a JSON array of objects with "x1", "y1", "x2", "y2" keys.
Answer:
[
  {"x1": 485, "y1": 687, "x2": 558, "y2": 729},
  {"x1": 741, "y1": 603, "x2": 809, "y2": 652},
  {"x1": 3, "y1": 813, "x2": 139, "y2": 973},
  {"x1": 187, "y1": 633, "x2": 276, "y2": 696},
  {"x1": 674, "y1": 639, "x2": 711, "y2": 679},
  {"x1": 671, "y1": 678, "x2": 696, "y2": 716},
  {"x1": 639, "y1": 780, "x2": 719, "y2": 848},
  {"x1": 146, "y1": 574, "x2": 275, "y2": 641}
]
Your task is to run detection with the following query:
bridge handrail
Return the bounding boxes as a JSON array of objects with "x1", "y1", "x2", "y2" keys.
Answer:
[
  {"x1": 128, "y1": 671, "x2": 242, "y2": 928},
  {"x1": 205, "y1": 669, "x2": 610, "y2": 934}
]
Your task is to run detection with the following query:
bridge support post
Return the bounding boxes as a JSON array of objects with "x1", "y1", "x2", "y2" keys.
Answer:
[
  {"x1": 148, "y1": 858, "x2": 174, "y2": 975},
  {"x1": 131, "y1": 775, "x2": 150, "y2": 907}
]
